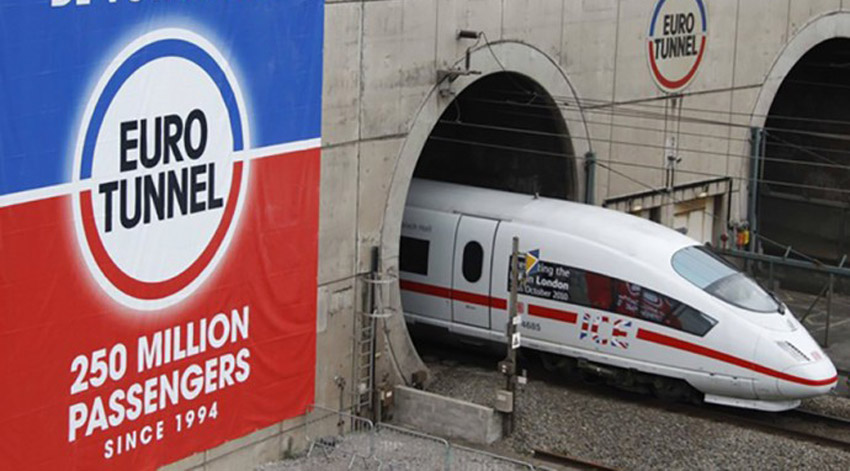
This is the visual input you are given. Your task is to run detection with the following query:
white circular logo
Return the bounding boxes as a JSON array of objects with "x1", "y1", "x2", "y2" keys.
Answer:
[
  {"x1": 647, "y1": 0, "x2": 708, "y2": 93},
  {"x1": 72, "y1": 29, "x2": 250, "y2": 310}
]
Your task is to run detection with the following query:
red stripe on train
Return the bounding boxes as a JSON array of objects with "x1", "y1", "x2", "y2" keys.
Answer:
[
  {"x1": 399, "y1": 280, "x2": 506, "y2": 309},
  {"x1": 527, "y1": 304, "x2": 578, "y2": 324},
  {"x1": 637, "y1": 328, "x2": 837, "y2": 387},
  {"x1": 400, "y1": 279, "x2": 836, "y2": 388},
  {"x1": 399, "y1": 279, "x2": 451, "y2": 299}
]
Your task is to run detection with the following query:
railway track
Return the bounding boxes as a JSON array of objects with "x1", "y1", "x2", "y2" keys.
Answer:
[
  {"x1": 525, "y1": 357, "x2": 850, "y2": 451},
  {"x1": 532, "y1": 448, "x2": 621, "y2": 471},
  {"x1": 420, "y1": 340, "x2": 850, "y2": 457},
  {"x1": 648, "y1": 402, "x2": 850, "y2": 452},
  {"x1": 739, "y1": 408, "x2": 850, "y2": 451}
]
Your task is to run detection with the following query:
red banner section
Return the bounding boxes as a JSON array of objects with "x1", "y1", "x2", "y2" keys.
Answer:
[{"x1": 0, "y1": 148, "x2": 319, "y2": 470}]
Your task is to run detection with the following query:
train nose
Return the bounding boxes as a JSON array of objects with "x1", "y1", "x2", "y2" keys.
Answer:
[{"x1": 776, "y1": 359, "x2": 838, "y2": 399}]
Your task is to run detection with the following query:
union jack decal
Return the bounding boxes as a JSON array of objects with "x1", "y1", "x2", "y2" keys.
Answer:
[
  {"x1": 611, "y1": 318, "x2": 633, "y2": 349},
  {"x1": 579, "y1": 313, "x2": 592, "y2": 340},
  {"x1": 580, "y1": 313, "x2": 633, "y2": 349}
]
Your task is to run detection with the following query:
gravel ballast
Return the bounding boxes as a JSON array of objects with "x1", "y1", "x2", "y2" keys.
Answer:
[{"x1": 426, "y1": 356, "x2": 850, "y2": 470}]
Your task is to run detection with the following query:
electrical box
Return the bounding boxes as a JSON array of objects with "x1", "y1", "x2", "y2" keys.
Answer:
[
  {"x1": 380, "y1": 388, "x2": 394, "y2": 408},
  {"x1": 495, "y1": 389, "x2": 514, "y2": 413},
  {"x1": 498, "y1": 360, "x2": 515, "y2": 376}
]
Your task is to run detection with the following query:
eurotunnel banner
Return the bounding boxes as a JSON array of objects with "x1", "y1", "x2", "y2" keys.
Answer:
[{"x1": 0, "y1": 2, "x2": 322, "y2": 470}]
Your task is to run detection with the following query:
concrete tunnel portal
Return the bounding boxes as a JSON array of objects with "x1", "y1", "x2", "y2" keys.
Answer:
[
  {"x1": 760, "y1": 38, "x2": 850, "y2": 288},
  {"x1": 377, "y1": 62, "x2": 583, "y2": 390},
  {"x1": 373, "y1": 41, "x2": 591, "y2": 391}
]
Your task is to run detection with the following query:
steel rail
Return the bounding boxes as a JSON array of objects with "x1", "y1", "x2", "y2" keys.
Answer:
[
  {"x1": 665, "y1": 403, "x2": 850, "y2": 451},
  {"x1": 791, "y1": 408, "x2": 850, "y2": 428},
  {"x1": 532, "y1": 448, "x2": 622, "y2": 471}
]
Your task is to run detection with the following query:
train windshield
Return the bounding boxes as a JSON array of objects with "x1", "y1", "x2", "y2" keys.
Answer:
[{"x1": 671, "y1": 246, "x2": 780, "y2": 313}]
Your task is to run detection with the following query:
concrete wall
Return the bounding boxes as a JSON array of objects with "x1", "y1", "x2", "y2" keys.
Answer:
[
  {"x1": 392, "y1": 386, "x2": 503, "y2": 445},
  {"x1": 161, "y1": 1, "x2": 850, "y2": 469}
]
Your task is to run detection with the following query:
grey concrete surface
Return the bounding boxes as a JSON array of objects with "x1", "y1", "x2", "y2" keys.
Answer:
[{"x1": 392, "y1": 385, "x2": 503, "y2": 445}]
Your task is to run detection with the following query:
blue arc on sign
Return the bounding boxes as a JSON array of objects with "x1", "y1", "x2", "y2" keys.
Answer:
[
  {"x1": 649, "y1": 0, "x2": 707, "y2": 36},
  {"x1": 80, "y1": 38, "x2": 244, "y2": 180}
]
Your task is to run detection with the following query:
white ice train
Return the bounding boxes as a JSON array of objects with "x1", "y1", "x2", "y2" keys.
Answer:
[{"x1": 399, "y1": 179, "x2": 838, "y2": 411}]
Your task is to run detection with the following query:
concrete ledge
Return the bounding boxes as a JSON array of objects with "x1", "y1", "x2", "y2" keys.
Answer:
[{"x1": 392, "y1": 386, "x2": 502, "y2": 445}]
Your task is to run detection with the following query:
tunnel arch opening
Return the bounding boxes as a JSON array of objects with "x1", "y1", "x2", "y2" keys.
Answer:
[
  {"x1": 761, "y1": 38, "x2": 850, "y2": 265},
  {"x1": 414, "y1": 71, "x2": 577, "y2": 198},
  {"x1": 394, "y1": 70, "x2": 579, "y2": 383},
  {"x1": 376, "y1": 41, "x2": 588, "y2": 388}
]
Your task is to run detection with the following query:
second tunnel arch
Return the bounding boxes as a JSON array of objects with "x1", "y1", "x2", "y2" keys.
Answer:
[{"x1": 749, "y1": 14, "x2": 850, "y2": 271}]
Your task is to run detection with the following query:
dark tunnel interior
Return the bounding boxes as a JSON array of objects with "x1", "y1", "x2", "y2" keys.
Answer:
[
  {"x1": 762, "y1": 38, "x2": 850, "y2": 267},
  {"x1": 413, "y1": 72, "x2": 576, "y2": 200}
]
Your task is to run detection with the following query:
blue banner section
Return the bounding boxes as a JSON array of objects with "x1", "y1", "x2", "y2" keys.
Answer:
[{"x1": 0, "y1": 0, "x2": 323, "y2": 195}]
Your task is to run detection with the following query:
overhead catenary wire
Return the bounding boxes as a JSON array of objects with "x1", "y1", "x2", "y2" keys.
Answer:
[
  {"x1": 462, "y1": 93, "x2": 850, "y2": 144},
  {"x1": 435, "y1": 48, "x2": 850, "y2": 192},
  {"x1": 427, "y1": 101, "x2": 850, "y2": 232},
  {"x1": 426, "y1": 135, "x2": 850, "y2": 197},
  {"x1": 491, "y1": 83, "x2": 850, "y2": 128},
  {"x1": 432, "y1": 41, "x2": 850, "y2": 253},
  {"x1": 478, "y1": 96, "x2": 850, "y2": 160},
  {"x1": 462, "y1": 33, "x2": 850, "y2": 142},
  {"x1": 449, "y1": 93, "x2": 850, "y2": 169},
  {"x1": 454, "y1": 98, "x2": 850, "y2": 159},
  {"x1": 433, "y1": 119, "x2": 850, "y2": 174},
  {"x1": 434, "y1": 98, "x2": 850, "y2": 202}
]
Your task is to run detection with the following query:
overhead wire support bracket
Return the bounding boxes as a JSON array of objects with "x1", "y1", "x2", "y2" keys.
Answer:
[{"x1": 437, "y1": 29, "x2": 483, "y2": 97}]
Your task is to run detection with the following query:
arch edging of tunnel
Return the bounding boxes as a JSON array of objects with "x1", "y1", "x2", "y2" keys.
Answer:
[{"x1": 376, "y1": 40, "x2": 589, "y2": 387}]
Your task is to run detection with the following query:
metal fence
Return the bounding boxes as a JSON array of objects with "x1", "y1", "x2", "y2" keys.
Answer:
[
  {"x1": 450, "y1": 444, "x2": 538, "y2": 471},
  {"x1": 290, "y1": 405, "x2": 547, "y2": 470}
]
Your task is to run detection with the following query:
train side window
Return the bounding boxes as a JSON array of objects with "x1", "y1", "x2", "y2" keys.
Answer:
[
  {"x1": 638, "y1": 288, "x2": 680, "y2": 329},
  {"x1": 611, "y1": 279, "x2": 715, "y2": 336},
  {"x1": 613, "y1": 280, "x2": 641, "y2": 318},
  {"x1": 673, "y1": 304, "x2": 718, "y2": 336},
  {"x1": 462, "y1": 241, "x2": 484, "y2": 282},
  {"x1": 570, "y1": 270, "x2": 614, "y2": 311},
  {"x1": 400, "y1": 236, "x2": 429, "y2": 276}
]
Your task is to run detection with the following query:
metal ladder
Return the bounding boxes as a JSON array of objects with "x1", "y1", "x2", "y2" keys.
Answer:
[
  {"x1": 353, "y1": 248, "x2": 397, "y2": 418},
  {"x1": 354, "y1": 301, "x2": 376, "y2": 415}
]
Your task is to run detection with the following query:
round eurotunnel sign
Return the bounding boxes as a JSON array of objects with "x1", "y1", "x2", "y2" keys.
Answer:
[{"x1": 647, "y1": 0, "x2": 708, "y2": 93}]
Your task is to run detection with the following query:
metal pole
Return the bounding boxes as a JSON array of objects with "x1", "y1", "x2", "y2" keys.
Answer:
[
  {"x1": 503, "y1": 237, "x2": 520, "y2": 436},
  {"x1": 584, "y1": 151, "x2": 596, "y2": 205},
  {"x1": 748, "y1": 127, "x2": 763, "y2": 253},
  {"x1": 769, "y1": 260, "x2": 774, "y2": 292},
  {"x1": 826, "y1": 274, "x2": 834, "y2": 347},
  {"x1": 368, "y1": 246, "x2": 380, "y2": 421},
  {"x1": 335, "y1": 375, "x2": 346, "y2": 435}
]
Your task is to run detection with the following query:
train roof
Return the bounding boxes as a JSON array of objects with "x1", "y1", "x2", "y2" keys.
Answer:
[{"x1": 407, "y1": 179, "x2": 700, "y2": 266}]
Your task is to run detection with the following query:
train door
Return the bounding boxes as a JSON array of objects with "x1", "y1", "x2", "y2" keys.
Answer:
[{"x1": 452, "y1": 215, "x2": 498, "y2": 328}]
